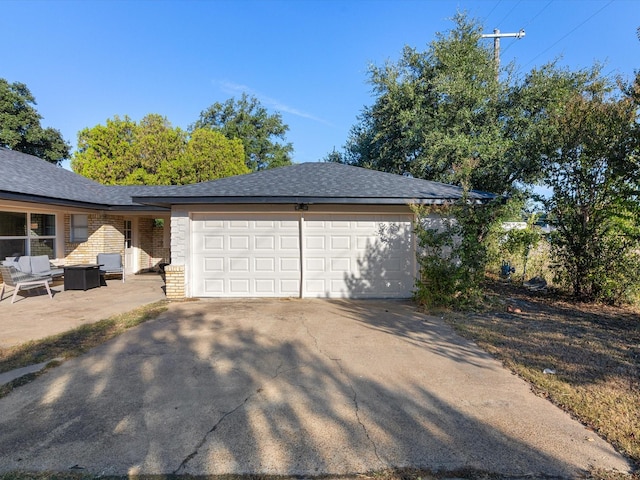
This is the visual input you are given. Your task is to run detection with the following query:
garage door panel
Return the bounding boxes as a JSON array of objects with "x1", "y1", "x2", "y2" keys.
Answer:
[
  {"x1": 280, "y1": 236, "x2": 299, "y2": 250},
  {"x1": 229, "y1": 258, "x2": 249, "y2": 272},
  {"x1": 306, "y1": 257, "x2": 325, "y2": 271},
  {"x1": 303, "y1": 214, "x2": 414, "y2": 299},
  {"x1": 255, "y1": 257, "x2": 275, "y2": 272},
  {"x1": 331, "y1": 258, "x2": 350, "y2": 272},
  {"x1": 254, "y1": 235, "x2": 275, "y2": 250},
  {"x1": 204, "y1": 278, "x2": 224, "y2": 294},
  {"x1": 255, "y1": 220, "x2": 275, "y2": 228},
  {"x1": 203, "y1": 235, "x2": 224, "y2": 250},
  {"x1": 229, "y1": 220, "x2": 249, "y2": 228},
  {"x1": 331, "y1": 236, "x2": 350, "y2": 249},
  {"x1": 229, "y1": 236, "x2": 249, "y2": 250},
  {"x1": 255, "y1": 279, "x2": 275, "y2": 293},
  {"x1": 281, "y1": 279, "x2": 301, "y2": 294},
  {"x1": 192, "y1": 213, "x2": 300, "y2": 297},
  {"x1": 230, "y1": 279, "x2": 250, "y2": 293},
  {"x1": 204, "y1": 257, "x2": 224, "y2": 272},
  {"x1": 280, "y1": 257, "x2": 300, "y2": 271},
  {"x1": 305, "y1": 236, "x2": 325, "y2": 249},
  {"x1": 202, "y1": 220, "x2": 224, "y2": 229}
]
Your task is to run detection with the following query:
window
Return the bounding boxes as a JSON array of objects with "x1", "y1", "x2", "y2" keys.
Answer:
[
  {"x1": 0, "y1": 211, "x2": 57, "y2": 258},
  {"x1": 124, "y1": 220, "x2": 132, "y2": 248},
  {"x1": 71, "y1": 214, "x2": 88, "y2": 242}
]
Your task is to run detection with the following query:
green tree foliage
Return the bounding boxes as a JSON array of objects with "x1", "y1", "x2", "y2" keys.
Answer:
[
  {"x1": 331, "y1": 13, "x2": 610, "y2": 198},
  {"x1": 413, "y1": 157, "x2": 509, "y2": 309},
  {"x1": 537, "y1": 77, "x2": 640, "y2": 302},
  {"x1": 334, "y1": 13, "x2": 516, "y2": 194},
  {"x1": 193, "y1": 93, "x2": 293, "y2": 171},
  {"x1": 157, "y1": 129, "x2": 246, "y2": 185},
  {"x1": 72, "y1": 114, "x2": 248, "y2": 185},
  {"x1": 0, "y1": 78, "x2": 70, "y2": 164},
  {"x1": 501, "y1": 215, "x2": 542, "y2": 283}
]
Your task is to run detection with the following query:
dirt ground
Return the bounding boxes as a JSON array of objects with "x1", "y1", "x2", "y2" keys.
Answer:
[{"x1": 446, "y1": 280, "x2": 640, "y2": 472}]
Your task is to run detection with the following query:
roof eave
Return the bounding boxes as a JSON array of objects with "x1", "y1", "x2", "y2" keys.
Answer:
[
  {"x1": 130, "y1": 195, "x2": 487, "y2": 207},
  {"x1": 0, "y1": 191, "x2": 169, "y2": 212}
]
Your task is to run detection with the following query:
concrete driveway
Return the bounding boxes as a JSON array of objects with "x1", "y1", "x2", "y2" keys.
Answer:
[
  {"x1": 0, "y1": 299, "x2": 631, "y2": 477},
  {"x1": 0, "y1": 273, "x2": 167, "y2": 349}
]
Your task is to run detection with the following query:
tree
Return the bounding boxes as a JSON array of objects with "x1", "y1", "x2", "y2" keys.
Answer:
[
  {"x1": 330, "y1": 14, "x2": 611, "y2": 199},
  {"x1": 0, "y1": 78, "x2": 70, "y2": 164},
  {"x1": 157, "y1": 129, "x2": 247, "y2": 185},
  {"x1": 72, "y1": 114, "x2": 248, "y2": 185},
  {"x1": 193, "y1": 93, "x2": 293, "y2": 171},
  {"x1": 537, "y1": 79, "x2": 640, "y2": 302},
  {"x1": 333, "y1": 13, "x2": 519, "y2": 195}
]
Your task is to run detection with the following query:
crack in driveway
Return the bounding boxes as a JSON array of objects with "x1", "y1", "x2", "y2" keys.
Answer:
[
  {"x1": 173, "y1": 392, "x2": 255, "y2": 474},
  {"x1": 303, "y1": 319, "x2": 383, "y2": 467}
]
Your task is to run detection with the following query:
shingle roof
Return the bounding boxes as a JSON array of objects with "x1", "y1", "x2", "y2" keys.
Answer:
[
  {"x1": 133, "y1": 162, "x2": 496, "y2": 205},
  {"x1": 0, "y1": 148, "x2": 168, "y2": 210},
  {"x1": 1, "y1": 149, "x2": 495, "y2": 208}
]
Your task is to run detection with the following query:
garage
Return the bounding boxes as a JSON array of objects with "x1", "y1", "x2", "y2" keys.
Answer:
[
  {"x1": 191, "y1": 212, "x2": 301, "y2": 297},
  {"x1": 191, "y1": 210, "x2": 415, "y2": 298},
  {"x1": 133, "y1": 162, "x2": 494, "y2": 300}
]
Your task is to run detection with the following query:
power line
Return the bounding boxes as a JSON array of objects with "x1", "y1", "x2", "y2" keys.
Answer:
[
  {"x1": 520, "y1": 0, "x2": 554, "y2": 30},
  {"x1": 500, "y1": 0, "x2": 552, "y2": 60},
  {"x1": 482, "y1": 0, "x2": 504, "y2": 23},
  {"x1": 495, "y1": 0, "x2": 522, "y2": 29},
  {"x1": 523, "y1": 0, "x2": 615, "y2": 68}
]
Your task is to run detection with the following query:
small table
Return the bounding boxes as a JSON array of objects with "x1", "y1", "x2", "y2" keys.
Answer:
[{"x1": 64, "y1": 264, "x2": 101, "y2": 291}]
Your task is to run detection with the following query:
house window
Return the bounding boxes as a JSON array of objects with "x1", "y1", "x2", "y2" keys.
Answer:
[
  {"x1": 0, "y1": 211, "x2": 57, "y2": 259},
  {"x1": 71, "y1": 214, "x2": 88, "y2": 242},
  {"x1": 124, "y1": 220, "x2": 132, "y2": 248}
]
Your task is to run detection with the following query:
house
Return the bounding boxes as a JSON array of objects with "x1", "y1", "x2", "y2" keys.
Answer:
[
  {"x1": 0, "y1": 148, "x2": 171, "y2": 279},
  {"x1": 0, "y1": 148, "x2": 494, "y2": 299}
]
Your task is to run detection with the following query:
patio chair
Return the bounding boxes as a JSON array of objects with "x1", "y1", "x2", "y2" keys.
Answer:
[
  {"x1": 97, "y1": 253, "x2": 125, "y2": 282},
  {"x1": 0, "y1": 265, "x2": 53, "y2": 304}
]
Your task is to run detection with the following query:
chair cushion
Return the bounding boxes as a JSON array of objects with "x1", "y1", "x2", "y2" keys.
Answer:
[
  {"x1": 16, "y1": 256, "x2": 32, "y2": 274},
  {"x1": 31, "y1": 255, "x2": 52, "y2": 274},
  {"x1": 97, "y1": 253, "x2": 122, "y2": 270}
]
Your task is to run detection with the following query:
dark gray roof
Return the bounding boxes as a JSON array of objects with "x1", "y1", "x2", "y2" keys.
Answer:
[
  {"x1": 0, "y1": 148, "x2": 168, "y2": 210},
  {"x1": 1, "y1": 149, "x2": 495, "y2": 209},
  {"x1": 133, "y1": 162, "x2": 496, "y2": 206}
]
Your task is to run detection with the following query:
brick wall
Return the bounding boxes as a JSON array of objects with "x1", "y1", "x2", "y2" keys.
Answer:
[
  {"x1": 64, "y1": 213, "x2": 125, "y2": 264},
  {"x1": 63, "y1": 214, "x2": 169, "y2": 273},
  {"x1": 138, "y1": 218, "x2": 170, "y2": 271},
  {"x1": 164, "y1": 264, "x2": 185, "y2": 299}
]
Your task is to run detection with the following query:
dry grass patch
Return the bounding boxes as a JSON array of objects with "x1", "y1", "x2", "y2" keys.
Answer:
[
  {"x1": 445, "y1": 281, "x2": 640, "y2": 472},
  {"x1": 0, "y1": 300, "x2": 168, "y2": 398}
]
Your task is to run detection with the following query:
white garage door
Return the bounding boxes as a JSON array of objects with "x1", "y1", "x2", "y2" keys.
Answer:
[
  {"x1": 303, "y1": 214, "x2": 414, "y2": 298},
  {"x1": 191, "y1": 213, "x2": 301, "y2": 297},
  {"x1": 191, "y1": 212, "x2": 415, "y2": 298}
]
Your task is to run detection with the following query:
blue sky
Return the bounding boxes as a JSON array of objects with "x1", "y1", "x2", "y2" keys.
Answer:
[{"x1": 2, "y1": 0, "x2": 638, "y2": 170}]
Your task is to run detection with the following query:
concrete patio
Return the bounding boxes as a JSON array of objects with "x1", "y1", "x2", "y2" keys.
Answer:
[{"x1": 0, "y1": 273, "x2": 167, "y2": 349}]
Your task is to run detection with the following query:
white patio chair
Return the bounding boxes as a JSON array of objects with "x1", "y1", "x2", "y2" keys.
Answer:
[{"x1": 0, "y1": 265, "x2": 53, "y2": 304}]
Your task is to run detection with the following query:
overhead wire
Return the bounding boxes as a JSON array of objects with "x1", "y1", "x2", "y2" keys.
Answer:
[
  {"x1": 482, "y1": 0, "x2": 504, "y2": 25},
  {"x1": 522, "y1": 0, "x2": 615, "y2": 68},
  {"x1": 500, "y1": 1, "x2": 553, "y2": 60},
  {"x1": 495, "y1": 0, "x2": 522, "y2": 29}
]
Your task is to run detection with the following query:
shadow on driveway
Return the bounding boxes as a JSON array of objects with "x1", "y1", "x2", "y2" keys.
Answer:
[{"x1": 0, "y1": 299, "x2": 631, "y2": 477}]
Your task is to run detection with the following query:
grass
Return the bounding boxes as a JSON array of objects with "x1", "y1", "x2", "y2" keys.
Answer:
[
  {"x1": 444, "y1": 280, "x2": 640, "y2": 476},
  {"x1": 0, "y1": 300, "x2": 168, "y2": 399},
  {"x1": 0, "y1": 468, "x2": 620, "y2": 480}
]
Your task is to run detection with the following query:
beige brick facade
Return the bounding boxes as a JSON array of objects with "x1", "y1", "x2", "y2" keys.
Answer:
[
  {"x1": 164, "y1": 264, "x2": 185, "y2": 299},
  {"x1": 63, "y1": 214, "x2": 169, "y2": 272}
]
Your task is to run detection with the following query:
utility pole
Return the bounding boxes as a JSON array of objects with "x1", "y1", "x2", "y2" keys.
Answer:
[{"x1": 481, "y1": 28, "x2": 525, "y2": 78}]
